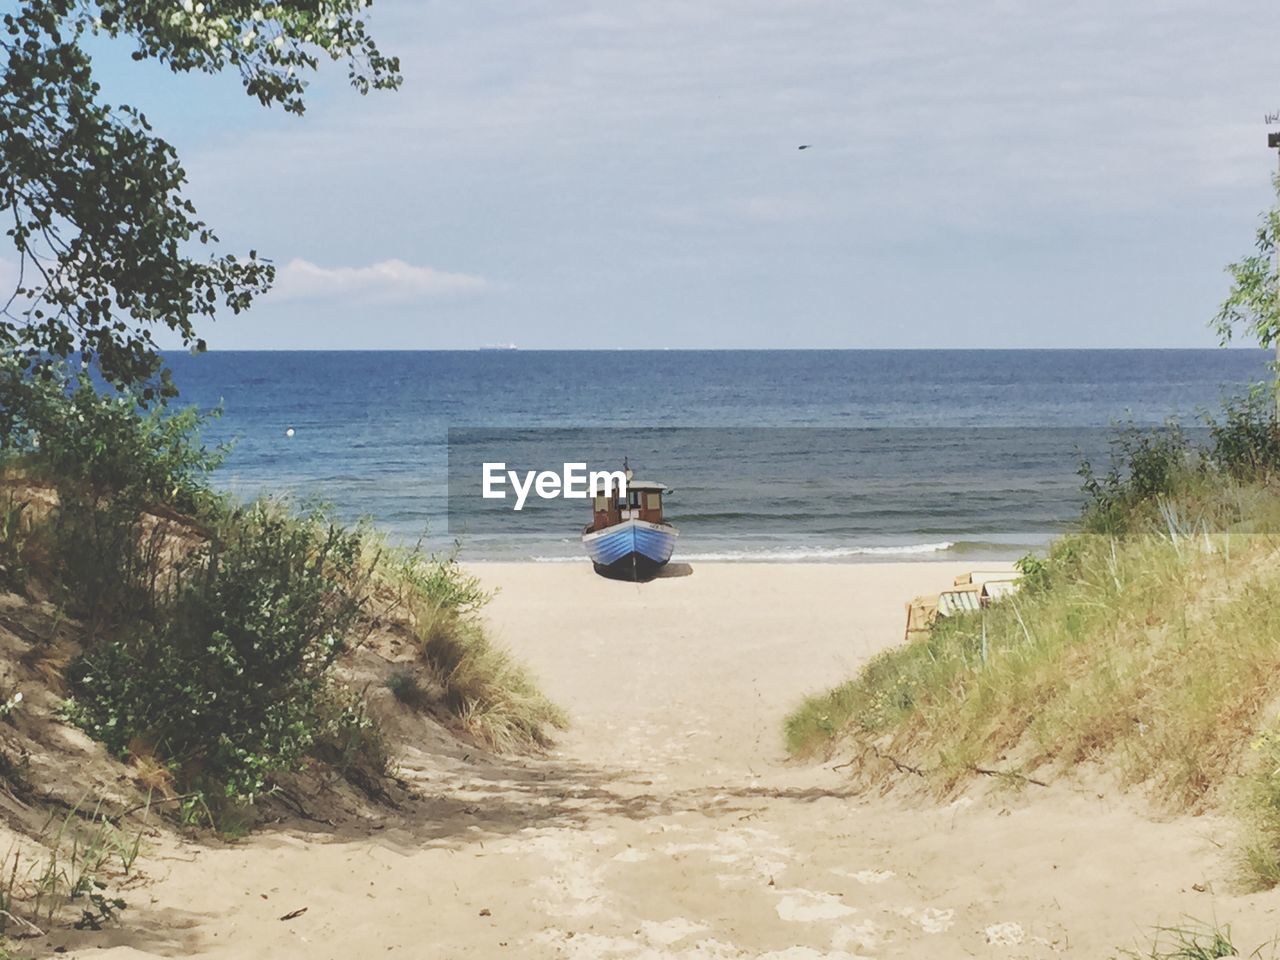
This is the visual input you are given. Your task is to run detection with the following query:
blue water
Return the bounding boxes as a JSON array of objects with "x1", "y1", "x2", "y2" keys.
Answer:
[{"x1": 165, "y1": 349, "x2": 1274, "y2": 561}]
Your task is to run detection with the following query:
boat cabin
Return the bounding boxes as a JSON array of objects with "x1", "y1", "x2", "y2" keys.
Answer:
[{"x1": 589, "y1": 480, "x2": 667, "y2": 531}]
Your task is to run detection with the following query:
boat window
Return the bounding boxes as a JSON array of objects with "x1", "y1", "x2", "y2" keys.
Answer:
[
  {"x1": 645, "y1": 493, "x2": 661, "y2": 511},
  {"x1": 593, "y1": 495, "x2": 609, "y2": 511}
]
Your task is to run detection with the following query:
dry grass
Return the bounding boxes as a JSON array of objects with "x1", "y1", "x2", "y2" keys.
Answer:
[
  {"x1": 17, "y1": 641, "x2": 70, "y2": 694},
  {"x1": 786, "y1": 484, "x2": 1280, "y2": 885},
  {"x1": 127, "y1": 739, "x2": 178, "y2": 801},
  {"x1": 412, "y1": 604, "x2": 567, "y2": 751},
  {"x1": 1116, "y1": 921, "x2": 1255, "y2": 960},
  {"x1": 377, "y1": 546, "x2": 567, "y2": 752}
]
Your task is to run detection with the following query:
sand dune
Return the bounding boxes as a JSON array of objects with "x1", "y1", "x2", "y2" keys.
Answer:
[{"x1": 72, "y1": 562, "x2": 1275, "y2": 959}]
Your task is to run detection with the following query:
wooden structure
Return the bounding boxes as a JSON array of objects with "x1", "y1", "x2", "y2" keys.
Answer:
[
  {"x1": 589, "y1": 480, "x2": 668, "y2": 531},
  {"x1": 902, "y1": 569, "x2": 1023, "y2": 642}
]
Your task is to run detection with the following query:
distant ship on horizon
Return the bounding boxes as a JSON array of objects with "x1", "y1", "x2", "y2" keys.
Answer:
[{"x1": 480, "y1": 342, "x2": 519, "y2": 351}]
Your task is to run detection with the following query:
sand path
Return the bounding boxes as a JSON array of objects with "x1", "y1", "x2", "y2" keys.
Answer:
[{"x1": 80, "y1": 563, "x2": 1272, "y2": 959}]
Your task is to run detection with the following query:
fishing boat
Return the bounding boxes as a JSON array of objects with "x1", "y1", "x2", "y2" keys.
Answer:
[{"x1": 581, "y1": 463, "x2": 678, "y2": 581}]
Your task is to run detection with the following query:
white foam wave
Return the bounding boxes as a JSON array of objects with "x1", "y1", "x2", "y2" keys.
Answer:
[
  {"x1": 527, "y1": 541, "x2": 955, "y2": 563},
  {"x1": 676, "y1": 542, "x2": 955, "y2": 561}
]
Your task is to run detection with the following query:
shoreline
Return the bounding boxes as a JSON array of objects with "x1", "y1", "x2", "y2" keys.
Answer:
[{"x1": 459, "y1": 547, "x2": 1031, "y2": 565}]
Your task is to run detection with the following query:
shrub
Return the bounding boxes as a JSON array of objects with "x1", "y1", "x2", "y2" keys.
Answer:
[
  {"x1": 311, "y1": 683, "x2": 394, "y2": 788},
  {"x1": 2, "y1": 362, "x2": 226, "y2": 631},
  {"x1": 4, "y1": 361, "x2": 564, "y2": 812},
  {"x1": 1208, "y1": 385, "x2": 1280, "y2": 483},
  {"x1": 1, "y1": 361, "x2": 225, "y2": 514},
  {"x1": 1079, "y1": 422, "x2": 1196, "y2": 533},
  {"x1": 1078, "y1": 390, "x2": 1280, "y2": 535},
  {"x1": 66, "y1": 503, "x2": 376, "y2": 798},
  {"x1": 46, "y1": 496, "x2": 177, "y2": 636},
  {"x1": 386, "y1": 542, "x2": 492, "y2": 614}
]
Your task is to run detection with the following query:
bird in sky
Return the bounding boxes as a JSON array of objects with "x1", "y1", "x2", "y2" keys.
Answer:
[{"x1": 798, "y1": 144, "x2": 812, "y2": 150}]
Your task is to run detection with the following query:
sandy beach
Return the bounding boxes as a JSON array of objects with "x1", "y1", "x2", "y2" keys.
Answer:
[
  {"x1": 12, "y1": 0, "x2": 1280, "y2": 953},
  {"x1": 77, "y1": 561, "x2": 1275, "y2": 959}
]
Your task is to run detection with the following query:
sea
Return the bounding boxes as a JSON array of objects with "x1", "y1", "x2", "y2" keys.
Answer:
[{"x1": 165, "y1": 349, "x2": 1274, "y2": 563}]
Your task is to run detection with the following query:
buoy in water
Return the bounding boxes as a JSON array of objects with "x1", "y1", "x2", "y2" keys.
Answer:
[{"x1": 285, "y1": 427, "x2": 295, "y2": 437}]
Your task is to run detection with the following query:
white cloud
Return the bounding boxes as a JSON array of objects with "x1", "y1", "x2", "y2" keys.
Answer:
[
  {"x1": 167, "y1": 0, "x2": 1280, "y2": 346},
  {"x1": 268, "y1": 257, "x2": 487, "y2": 303}
]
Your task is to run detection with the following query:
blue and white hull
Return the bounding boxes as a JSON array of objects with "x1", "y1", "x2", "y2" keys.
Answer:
[{"x1": 582, "y1": 518, "x2": 679, "y2": 581}]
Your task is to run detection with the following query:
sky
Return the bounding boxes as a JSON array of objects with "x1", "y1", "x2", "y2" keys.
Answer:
[{"x1": 51, "y1": 1, "x2": 1280, "y2": 348}]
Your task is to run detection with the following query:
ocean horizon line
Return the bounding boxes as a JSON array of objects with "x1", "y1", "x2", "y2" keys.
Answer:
[{"x1": 166, "y1": 345, "x2": 1271, "y2": 354}]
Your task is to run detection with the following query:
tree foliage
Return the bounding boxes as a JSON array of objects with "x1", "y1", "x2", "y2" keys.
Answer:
[
  {"x1": 0, "y1": 0, "x2": 400, "y2": 397},
  {"x1": 1214, "y1": 173, "x2": 1280, "y2": 353}
]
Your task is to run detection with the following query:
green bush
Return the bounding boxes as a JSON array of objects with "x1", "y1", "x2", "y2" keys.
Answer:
[
  {"x1": 311, "y1": 683, "x2": 393, "y2": 786},
  {"x1": 66, "y1": 503, "x2": 376, "y2": 798},
  {"x1": 1078, "y1": 390, "x2": 1280, "y2": 535},
  {"x1": 1079, "y1": 422, "x2": 1195, "y2": 533},
  {"x1": 1208, "y1": 386, "x2": 1280, "y2": 483},
  {"x1": 387, "y1": 541, "x2": 492, "y2": 614},
  {"x1": 2, "y1": 362, "x2": 226, "y2": 631},
  {"x1": 1, "y1": 361, "x2": 224, "y2": 513}
]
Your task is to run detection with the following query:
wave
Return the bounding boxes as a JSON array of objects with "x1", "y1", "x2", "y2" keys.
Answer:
[
  {"x1": 675, "y1": 542, "x2": 956, "y2": 561},
  {"x1": 528, "y1": 541, "x2": 957, "y2": 563}
]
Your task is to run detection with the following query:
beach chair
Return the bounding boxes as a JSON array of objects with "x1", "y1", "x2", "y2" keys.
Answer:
[
  {"x1": 981, "y1": 579, "x2": 1019, "y2": 603},
  {"x1": 937, "y1": 586, "x2": 982, "y2": 617},
  {"x1": 954, "y1": 570, "x2": 1021, "y2": 587},
  {"x1": 903, "y1": 595, "x2": 939, "y2": 642}
]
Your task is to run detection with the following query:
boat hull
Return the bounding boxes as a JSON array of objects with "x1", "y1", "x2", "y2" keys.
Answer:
[{"x1": 582, "y1": 518, "x2": 678, "y2": 582}]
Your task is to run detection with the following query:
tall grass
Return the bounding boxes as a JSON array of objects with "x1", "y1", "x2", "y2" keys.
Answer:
[
  {"x1": 786, "y1": 393, "x2": 1280, "y2": 886},
  {"x1": 788, "y1": 518, "x2": 1280, "y2": 799},
  {"x1": 1116, "y1": 921, "x2": 1252, "y2": 960},
  {"x1": 381, "y1": 547, "x2": 567, "y2": 751}
]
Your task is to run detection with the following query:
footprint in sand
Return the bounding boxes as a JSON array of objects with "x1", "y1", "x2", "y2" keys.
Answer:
[
  {"x1": 774, "y1": 889, "x2": 857, "y2": 922},
  {"x1": 831, "y1": 867, "x2": 895, "y2": 885},
  {"x1": 832, "y1": 919, "x2": 881, "y2": 952},
  {"x1": 897, "y1": 906, "x2": 955, "y2": 934},
  {"x1": 641, "y1": 917, "x2": 710, "y2": 946},
  {"x1": 984, "y1": 921, "x2": 1026, "y2": 945}
]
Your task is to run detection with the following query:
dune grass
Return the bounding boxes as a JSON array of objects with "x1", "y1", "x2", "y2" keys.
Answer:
[
  {"x1": 380, "y1": 547, "x2": 568, "y2": 751},
  {"x1": 789, "y1": 521, "x2": 1280, "y2": 792},
  {"x1": 1116, "y1": 921, "x2": 1251, "y2": 960},
  {"x1": 786, "y1": 473, "x2": 1280, "y2": 887}
]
